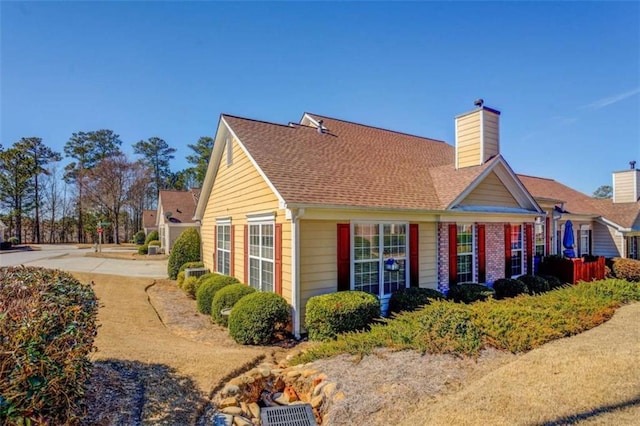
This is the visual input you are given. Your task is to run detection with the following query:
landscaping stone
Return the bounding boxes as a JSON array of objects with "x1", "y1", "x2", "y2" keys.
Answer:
[
  {"x1": 248, "y1": 402, "x2": 260, "y2": 419},
  {"x1": 219, "y1": 397, "x2": 238, "y2": 409},
  {"x1": 221, "y1": 406, "x2": 243, "y2": 416},
  {"x1": 232, "y1": 415, "x2": 253, "y2": 426}
]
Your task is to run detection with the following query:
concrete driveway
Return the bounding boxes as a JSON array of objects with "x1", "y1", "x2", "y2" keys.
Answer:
[{"x1": 1, "y1": 244, "x2": 166, "y2": 278}]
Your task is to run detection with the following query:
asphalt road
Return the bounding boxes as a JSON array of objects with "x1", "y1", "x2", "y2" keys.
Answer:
[{"x1": 0, "y1": 244, "x2": 167, "y2": 278}]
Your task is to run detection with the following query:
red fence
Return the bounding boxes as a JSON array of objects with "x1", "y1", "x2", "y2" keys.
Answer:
[{"x1": 538, "y1": 256, "x2": 606, "y2": 285}]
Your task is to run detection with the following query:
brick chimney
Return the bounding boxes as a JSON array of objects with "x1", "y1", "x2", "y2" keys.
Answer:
[
  {"x1": 455, "y1": 100, "x2": 501, "y2": 169},
  {"x1": 612, "y1": 160, "x2": 640, "y2": 203}
]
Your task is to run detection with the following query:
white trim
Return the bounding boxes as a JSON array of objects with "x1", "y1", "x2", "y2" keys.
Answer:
[
  {"x1": 247, "y1": 221, "x2": 275, "y2": 292},
  {"x1": 454, "y1": 116, "x2": 459, "y2": 170},
  {"x1": 247, "y1": 212, "x2": 276, "y2": 223},
  {"x1": 215, "y1": 217, "x2": 231, "y2": 225},
  {"x1": 456, "y1": 223, "x2": 476, "y2": 283},
  {"x1": 226, "y1": 137, "x2": 233, "y2": 166},
  {"x1": 479, "y1": 109, "x2": 485, "y2": 164},
  {"x1": 290, "y1": 209, "x2": 304, "y2": 339}
]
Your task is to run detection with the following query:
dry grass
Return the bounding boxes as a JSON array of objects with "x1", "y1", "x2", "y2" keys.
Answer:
[{"x1": 84, "y1": 251, "x2": 168, "y2": 261}]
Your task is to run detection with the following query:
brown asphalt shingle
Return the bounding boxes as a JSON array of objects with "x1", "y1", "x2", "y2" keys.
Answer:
[
  {"x1": 142, "y1": 210, "x2": 157, "y2": 228},
  {"x1": 223, "y1": 113, "x2": 489, "y2": 210},
  {"x1": 159, "y1": 190, "x2": 199, "y2": 223}
]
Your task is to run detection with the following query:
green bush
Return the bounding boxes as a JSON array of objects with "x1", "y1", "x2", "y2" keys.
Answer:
[
  {"x1": 305, "y1": 291, "x2": 380, "y2": 341},
  {"x1": 229, "y1": 292, "x2": 290, "y2": 345},
  {"x1": 178, "y1": 261, "x2": 205, "y2": 274},
  {"x1": 611, "y1": 258, "x2": 640, "y2": 282},
  {"x1": 0, "y1": 266, "x2": 98, "y2": 424},
  {"x1": 167, "y1": 228, "x2": 201, "y2": 279},
  {"x1": 8, "y1": 236, "x2": 19, "y2": 245},
  {"x1": 448, "y1": 283, "x2": 495, "y2": 304},
  {"x1": 518, "y1": 275, "x2": 550, "y2": 295},
  {"x1": 176, "y1": 271, "x2": 186, "y2": 288},
  {"x1": 182, "y1": 276, "x2": 200, "y2": 299},
  {"x1": 138, "y1": 244, "x2": 148, "y2": 255},
  {"x1": 148, "y1": 240, "x2": 161, "y2": 247},
  {"x1": 539, "y1": 274, "x2": 564, "y2": 289},
  {"x1": 134, "y1": 230, "x2": 146, "y2": 245},
  {"x1": 195, "y1": 274, "x2": 240, "y2": 315},
  {"x1": 144, "y1": 230, "x2": 159, "y2": 244},
  {"x1": 211, "y1": 284, "x2": 256, "y2": 326},
  {"x1": 388, "y1": 287, "x2": 444, "y2": 315},
  {"x1": 492, "y1": 278, "x2": 528, "y2": 300}
]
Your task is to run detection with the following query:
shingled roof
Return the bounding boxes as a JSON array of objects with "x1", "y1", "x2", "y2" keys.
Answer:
[
  {"x1": 222, "y1": 113, "x2": 503, "y2": 211},
  {"x1": 142, "y1": 210, "x2": 157, "y2": 228},
  {"x1": 158, "y1": 189, "x2": 199, "y2": 223}
]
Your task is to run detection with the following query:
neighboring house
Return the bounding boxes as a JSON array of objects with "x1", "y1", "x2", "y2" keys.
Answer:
[
  {"x1": 142, "y1": 210, "x2": 158, "y2": 236},
  {"x1": 194, "y1": 103, "x2": 545, "y2": 337},
  {"x1": 157, "y1": 189, "x2": 201, "y2": 253},
  {"x1": 520, "y1": 163, "x2": 640, "y2": 260}
]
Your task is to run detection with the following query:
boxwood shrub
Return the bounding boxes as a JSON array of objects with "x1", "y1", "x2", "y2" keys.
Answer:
[
  {"x1": 133, "y1": 230, "x2": 146, "y2": 245},
  {"x1": 610, "y1": 258, "x2": 640, "y2": 282},
  {"x1": 195, "y1": 274, "x2": 239, "y2": 315},
  {"x1": 182, "y1": 276, "x2": 199, "y2": 299},
  {"x1": 228, "y1": 292, "x2": 290, "y2": 345},
  {"x1": 167, "y1": 228, "x2": 201, "y2": 279},
  {"x1": 539, "y1": 274, "x2": 564, "y2": 289},
  {"x1": 144, "y1": 230, "x2": 159, "y2": 244},
  {"x1": 211, "y1": 283, "x2": 256, "y2": 326},
  {"x1": 148, "y1": 240, "x2": 161, "y2": 247},
  {"x1": 447, "y1": 283, "x2": 495, "y2": 304},
  {"x1": 305, "y1": 291, "x2": 380, "y2": 341},
  {"x1": 517, "y1": 275, "x2": 550, "y2": 295},
  {"x1": 137, "y1": 244, "x2": 148, "y2": 255},
  {"x1": 0, "y1": 266, "x2": 98, "y2": 424},
  {"x1": 388, "y1": 287, "x2": 444, "y2": 315},
  {"x1": 493, "y1": 278, "x2": 528, "y2": 300}
]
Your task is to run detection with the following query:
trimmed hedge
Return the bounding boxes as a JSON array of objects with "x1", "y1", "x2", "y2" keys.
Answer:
[
  {"x1": 182, "y1": 276, "x2": 200, "y2": 299},
  {"x1": 539, "y1": 274, "x2": 564, "y2": 290},
  {"x1": 305, "y1": 291, "x2": 380, "y2": 341},
  {"x1": 388, "y1": 287, "x2": 444, "y2": 315},
  {"x1": 144, "y1": 230, "x2": 159, "y2": 244},
  {"x1": 148, "y1": 240, "x2": 161, "y2": 247},
  {"x1": 518, "y1": 275, "x2": 550, "y2": 295},
  {"x1": 229, "y1": 292, "x2": 290, "y2": 345},
  {"x1": 211, "y1": 284, "x2": 256, "y2": 326},
  {"x1": 448, "y1": 283, "x2": 495, "y2": 304},
  {"x1": 195, "y1": 274, "x2": 240, "y2": 315},
  {"x1": 611, "y1": 258, "x2": 640, "y2": 282},
  {"x1": 167, "y1": 228, "x2": 201, "y2": 279},
  {"x1": 138, "y1": 244, "x2": 148, "y2": 255},
  {"x1": 493, "y1": 278, "x2": 528, "y2": 300},
  {"x1": 133, "y1": 230, "x2": 146, "y2": 245},
  {"x1": 0, "y1": 266, "x2": 98, "y2": 424}
]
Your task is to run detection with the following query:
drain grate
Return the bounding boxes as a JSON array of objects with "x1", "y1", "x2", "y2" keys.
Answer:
[{"x1": 261, "y1": 404, "x2": 317, "y2": 426}]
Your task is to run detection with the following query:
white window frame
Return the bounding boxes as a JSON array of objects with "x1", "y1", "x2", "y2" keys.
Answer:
[
  {"x1": 351, "y1": 221, "x2": 409, "y2": 299},
  {"x1": 247, "y1": 219, "x2": 274, "y2": 292},
  {"x1": 216, "y1": 218, "x2": 231, "y2": 275},
  {"x1": 579, "y1": 227, "x2": 590, "y2": 256},
  {"x1": 456, "y1": 224, "x2": 475, "y2": 283},
  {"x1": 535, "y1": 220, "x2": 546, "y2": 257},
  {"x1": 511, "y1": 224, "x2": 524, "y2": 277}
]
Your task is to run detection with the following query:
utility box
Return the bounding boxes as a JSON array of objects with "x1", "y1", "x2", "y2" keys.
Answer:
[{"x1": 184, "y1": 267, "x2": 208, "y2": 279}]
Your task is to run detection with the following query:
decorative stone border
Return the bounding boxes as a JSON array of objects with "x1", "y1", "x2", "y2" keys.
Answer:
[{"x1": 214, "y1": 361, "x2": 343, "y2": 425}]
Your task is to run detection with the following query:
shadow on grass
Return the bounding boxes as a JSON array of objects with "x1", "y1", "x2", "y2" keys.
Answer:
[
  {"x1": 82, "y1": 359, "x2": 208, "y2": 425},
  {"x1": 539, "y1": 395, "x2": 640, "y2": 425}
]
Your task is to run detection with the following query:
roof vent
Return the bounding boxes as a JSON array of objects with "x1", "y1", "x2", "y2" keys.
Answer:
[
  {"x1": 630, "y1": 160, "x2": 636, "y2": 170},
  {"x1": 317, "y1": 120, "x2": 325, "y2": 134},
  {"x1": 474, "y1": 98, "x2": 484, "y2": 108}
]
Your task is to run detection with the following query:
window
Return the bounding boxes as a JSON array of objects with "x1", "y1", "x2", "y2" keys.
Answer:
[
  {"x1": 248, "y1": 222, "x2": 274, "y2": 292},
  {"x1": 216, "y1": 222, "x2": 231, "y2": 275},
  {"x1": 579, "y1": 229, "x2": 590, "y2": 256},
  {"x1": 456, "y1": 224, "x2": 474, "y2": 283},
  {"x1": 629, "y1": 237, "x2": 639, "y2": 260},
  {"x1": 535, "y1": 221, "x2": 546, "y2": 256},
  {"x1": 510, "y1": 225, "x2": 523, "y2": 276},
  {"x1": 353, "y1": 223, "x2": 407, "y2": 298}
]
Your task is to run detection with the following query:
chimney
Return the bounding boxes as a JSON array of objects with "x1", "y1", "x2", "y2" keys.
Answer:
[
  {"x1": 612, "y1": 160, "x2": 640, "y2": 203},
  {"x1": 455, "y1": 100, "x2": 501, "y2": 169}
]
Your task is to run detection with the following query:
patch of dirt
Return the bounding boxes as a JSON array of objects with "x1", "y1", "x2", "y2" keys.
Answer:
[{"x1": 85, "y1": 251, "x2": 168, "y2": 261}]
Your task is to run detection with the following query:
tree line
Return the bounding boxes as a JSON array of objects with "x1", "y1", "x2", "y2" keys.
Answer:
[{"x1": 0, "y1": 132, "x2": 214, "y2": 245}]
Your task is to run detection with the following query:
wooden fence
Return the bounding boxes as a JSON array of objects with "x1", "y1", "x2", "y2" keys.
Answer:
[{"x1": 538, "y1": 256, "x2": 606, "y2": 285}]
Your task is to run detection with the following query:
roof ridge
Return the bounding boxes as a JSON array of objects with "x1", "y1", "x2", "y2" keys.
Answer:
[
  {"x1": 222, "y1": 113, "x2": 297, "y2": 130},
  {"x1": 517, "y1": 173, "x2": 556, "y2": 182},
  {"x1": 305, "y1": 112, "x2": 448, "y2": 144}
]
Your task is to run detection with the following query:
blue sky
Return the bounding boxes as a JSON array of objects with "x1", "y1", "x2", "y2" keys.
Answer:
[{"x1": 1, "y1": 1, "x2": 639, "y2": 195}]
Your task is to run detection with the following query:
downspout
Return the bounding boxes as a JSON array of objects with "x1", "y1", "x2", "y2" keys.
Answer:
[{"x1": 289, "y1": 208, "x2": 305, "y2": 339}]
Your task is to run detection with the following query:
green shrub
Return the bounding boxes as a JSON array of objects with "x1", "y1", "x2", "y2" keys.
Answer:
[
  {"x1": 8, "y1": 236, "x2": 19, "y2": 245},
  {"x1": 167, "y1": 228, "x2": 201, "y2": 279},
  {"x1": 539, "y1": 274, "x2": 564, "y2": 289},
  {"x1": 229, "y1": 292, "x2": 290, "y2": 345},
  {"x1": 0, "y1": 266, "x2": 98, "y2": 424},
  {"x1": 176, "y1": 271, "x2": 186, "y2": 288},
  {"x1": 182, "y1": 276, "x2": 200, "y2": 298},
  {"x1": 492, "y1": 278, "x2": 528, "y2": 300},
  {"x1": 138, "y1": 244, "x2": 149, "y2": 255},
  {"x1": 611, "y1": 258, "x2": 640, "y2": 282},
  {"x1": 518, "y1": 275, "x2": 550, "y2": 295},
  {"x1": 134, "y1": 230, "x2": 146, "y2": 245},
  {"x1": 178, "y1": 261, "x2": 205, "y2": 274},
  {"x1": 388, "y1": 287, "x2": 444, "y2": 315},
  {"x1": 448, "y1": 283, "x2": 495, "y2": 304},
  {"x1": 148, "y1": 240, "x2": 161, "y2": 247},
  {"x1": 195, "y1": 274, "x2": 240, "y2": 315},
  {"x1": 305, "y1": 291, "x2": 380, "y2": 341},
  {"x1": 144, "y1": 230, "x2": 159, "y2": 244},
  {"x1": 211, "y1": 284, "x2": 256, "y2": 326}
]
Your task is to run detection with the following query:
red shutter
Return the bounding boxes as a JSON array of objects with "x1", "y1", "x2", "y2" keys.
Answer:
[
  {"x1": 230, "y1": 225, "x2": 235, "y2": 277},
  {"x1": 504, "y1": 224, "x2": 512, "y2": 278},
  {"x1": 545, "y1": 216, "x2": 551, "y2": 256},
  {"x1": 409, "y1": 224, "x2": 419, "y2": 287},
  {"x1": 337, "y1": 224, "x2": 350, "y2": 291},
  {"x1": 274, "y1": 223, "x2": 282, "y2": 295},
  {"x1": 213, "y1": 225, "x2": 217, "y2": 273},
  {"x1": 244, "y1": 224, "x2": 249, "y2": 284},
  {"x1": 477, "y1": 224, "x2": 486, "y2": 283},
  {"x1": 448, "y1": 224, "x2": 457, "y2": 285},
  {"x1": 525, "y1": 223, "x2": 533, "y2": 274}
]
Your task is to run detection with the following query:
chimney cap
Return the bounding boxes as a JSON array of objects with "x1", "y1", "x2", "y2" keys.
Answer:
[
  {"x1": 474, "y1": 98, "x2": 484, "y2": 108},
  {"x1": 631, "y1": 160, "x2": 636, "y2": 170}
]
